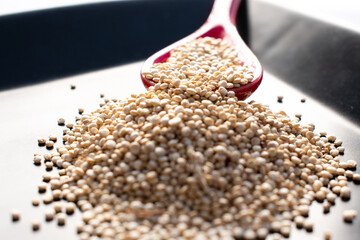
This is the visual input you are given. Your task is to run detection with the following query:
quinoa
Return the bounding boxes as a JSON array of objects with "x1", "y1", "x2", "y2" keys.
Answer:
[
  {"x1": 11, "y1": 209, "x2": 21, "y2": 222},
  {"x1": 25, "y1": 37, "x2": 358, "y2": 239}
]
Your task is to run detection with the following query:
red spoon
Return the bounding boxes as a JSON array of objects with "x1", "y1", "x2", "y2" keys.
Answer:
[{"x1": 140, "y1": 0, "x2": 263, "y2": 100}]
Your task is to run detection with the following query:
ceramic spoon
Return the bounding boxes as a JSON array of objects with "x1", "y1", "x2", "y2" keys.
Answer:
[{"x1": 140, "y1": 0, "x2": 263, "y2": 100}]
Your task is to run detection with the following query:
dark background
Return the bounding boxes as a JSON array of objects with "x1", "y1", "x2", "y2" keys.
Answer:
[{"x1": 0, "y1": 0, "x2": 217, "y2": 90}]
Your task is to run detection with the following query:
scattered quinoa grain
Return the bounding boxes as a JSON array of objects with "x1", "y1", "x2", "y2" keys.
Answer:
[
  {"x1": 277, "y1": 96, "x2": 283, "y2": 103},
  {"x1": 45, "y1": 161, "x2": 53, "y2": 170},
  {"x1": 70, "y1": 84, "x2": 76, "y2": 90},
  {"x1": 57, "y1": 118, "x2": 65, "y2": 126},
  {"x1": 49, "y1": 135, "x2": 57, "y2": 142},
  {"x1": 65, "y1": 202, "x2": 76, "y2": 214},
  {"x1": 340, "y1": 186, "x2": 351, "y2": 199},
  {"x1": 330, "y1": 149, "x2": 339, "y2": 157},
  {"x1": 327, "y1": 135, "x2": 336, "y2": 142},
  {"x1": 38, "y1": 183, "x2": 47, "y2": 193},
  {"x1": 52, "y1": 189, "x2": 62, "y2": 200},
  {"x1": 37, "y1": 137, "x2": 46, "y2": 145},
  {"x1": 54, "y1": 202, "x2": 63, "y2": 213},
  {"x1": 45, "y1": 209, "x2": 55, "y2": 221},
  {"x1": 280, "y1": 226, "x2": 291, "y2": 238},
  {"x1": 323, "y1": 201, "x2": 331, "y2": 213},
  {"x1": 338, "y1": 146, "x2": 345, "y2": 154},
  {"x1": 324, "y1": 231, "x2": 332, "y2": 240},
  {"x1": 45, "y1": 140, "x2": 54, "y2": 148},
  {"x1": 332, "y1": 185, "x2": 341, "y2": 195},
  {"x1": 298, "y1": 205, "x2": 310, "y2": 217},
  {"x1": 32, "y1": 197, "x2": 40, "y2": 206},
  {"x1": 31, "y1": 219, "x2": 40, "y2": 231},
  {"x1": 50, "y1": 179, "x2": 60, "y2": 190},
  {"x1": 33, "y1": 155, "x2": 42, "y2": 165},
  {"x1": 334, "y1": 139, "x2": 342, "y2": 147},
  {"x1": 42, "y1": 173, "x2": 51, "y2": 182},
  {"x1": 320, "y1": 131, "x2": 327, "y2": 137},
  {"x1": 42, "y1": 194, "x2": 53, "y2": 204},
  {"x1": 11, "y1": 209, "x2": 21, "y2": 221},
  {"x1": 345, "y1": 170, "x2": 354, "y2": 179},
  {"x1": 294, "y1": 216, "x2": 305, "y2": 228},
  {"x1": 343, "y1": 209, "x2": 357, "y2": 223},
  {"x1": 57, "y1": 213, "x2": 66, "y2": 226},
  {"x1": 304, "y1": 219, "x2": 313, "y2": 232},
  {"x1": 353, "y1": 173, "x2": 360, "y2": 182},
  {"x1": 315, "y1": 190, "x2": 326, "y2": 202},
  {"x1": 76, "y1": 222, "x2": 84, "y2": 233},
  {"x1": 43, "y1": 153, "x2": 51, "y2": 161},
  {"x1": 326, "y1": 192, "x2": 337, "y2": 204},
  {"x1": 58, "y1": 169, "x2": 66, "y2": 176},
  {"x1": 339, "y1": 162, "x2": 348, "y2": 169},
  {"x1": 346, "y1": 160, "x2": 357, "y2": 169},
  {"x1": 66, "y1": 192, "x2": 76, "y2": 202}
]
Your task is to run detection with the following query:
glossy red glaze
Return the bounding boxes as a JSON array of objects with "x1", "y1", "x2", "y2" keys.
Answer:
[{"x1": 141, "y1": 0, "x2": 263, "y2": 100}]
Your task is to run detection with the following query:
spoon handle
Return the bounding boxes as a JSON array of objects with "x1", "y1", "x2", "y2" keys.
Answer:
[{"x1": 207, "y1": 0, "x2": 242, "y2": 25}]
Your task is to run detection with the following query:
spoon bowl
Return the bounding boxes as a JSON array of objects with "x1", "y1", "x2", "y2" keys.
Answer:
[{"x1": 141, "y1": 0, "x2": 263, "y2": 100}]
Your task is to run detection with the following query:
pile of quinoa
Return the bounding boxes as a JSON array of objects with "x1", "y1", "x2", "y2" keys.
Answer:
[
  {"x1": 28, "y1": 37, "x2": 358, "y2": 240},
  {"x1": 144, "y1": 37, "x2": 254, "y2": 88}
]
